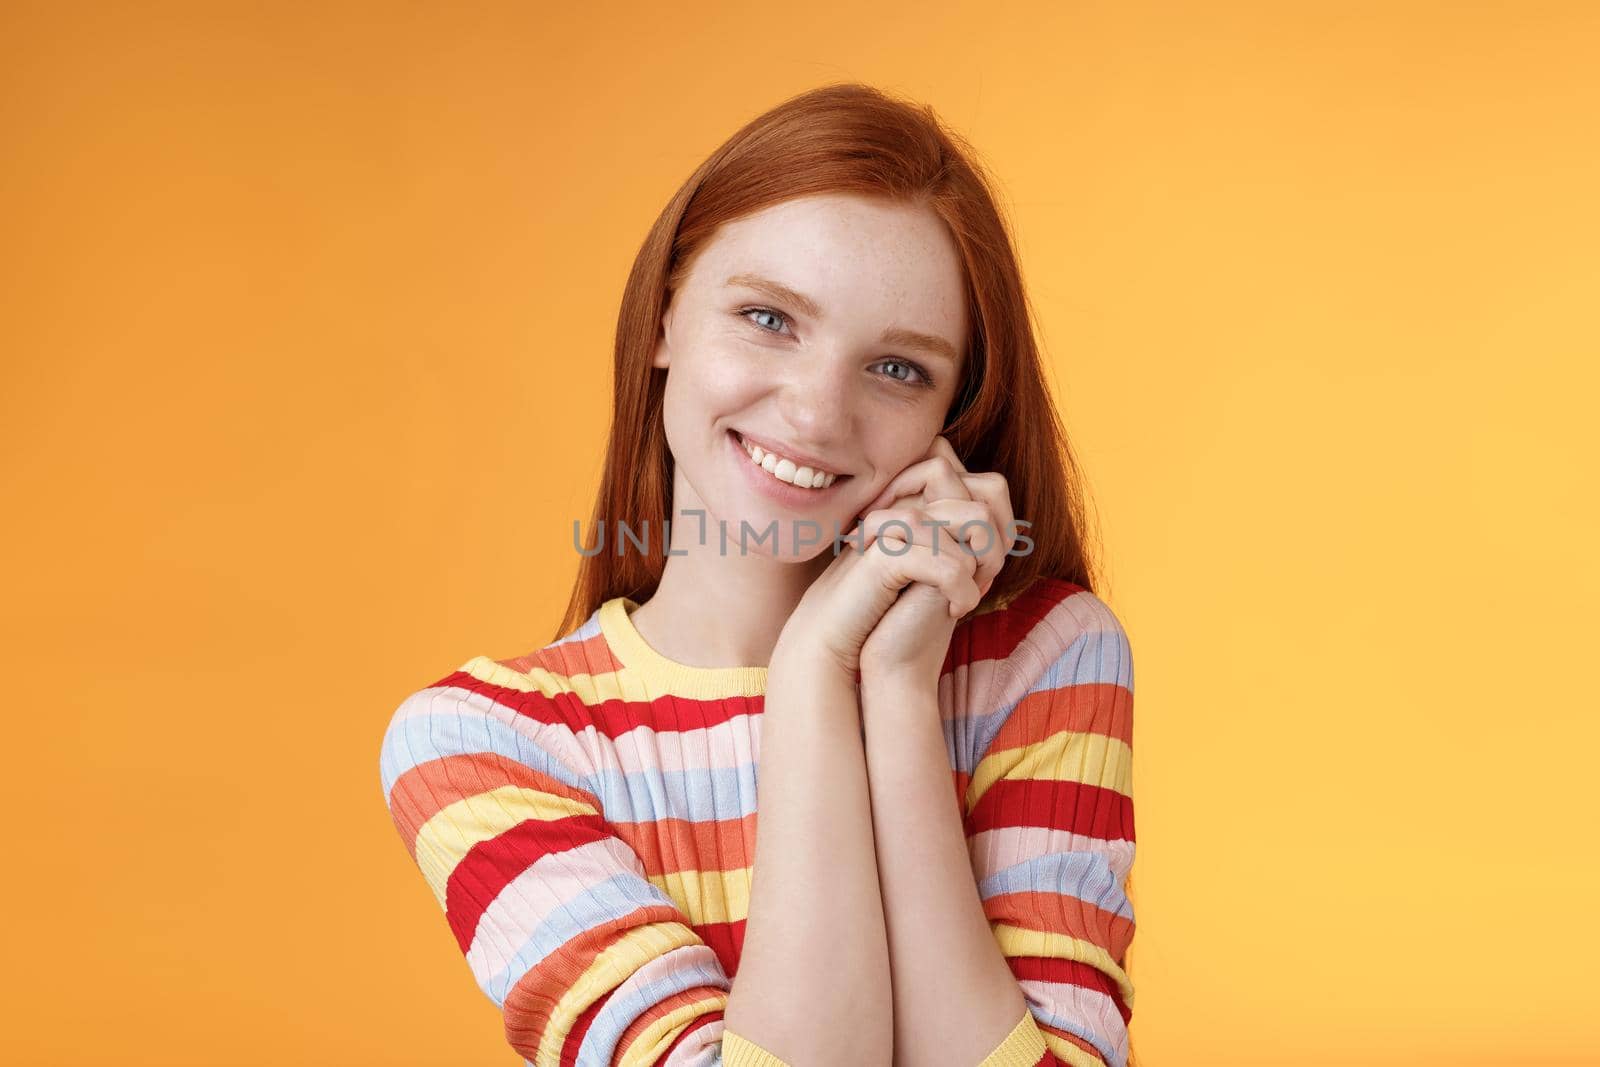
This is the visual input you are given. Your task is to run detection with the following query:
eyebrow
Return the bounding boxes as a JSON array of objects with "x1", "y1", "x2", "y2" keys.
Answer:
[{"x1": 725, "y1": 273, "x2": 961, "y2": 365}]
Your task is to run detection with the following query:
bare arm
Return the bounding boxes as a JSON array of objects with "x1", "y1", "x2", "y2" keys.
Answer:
[
  {"x1": 860, "y1": 669, "x2": 1029, "y2": 1067},
  {"x1": 722, "y1": 645, "x2": 895, "y2": 1066}
]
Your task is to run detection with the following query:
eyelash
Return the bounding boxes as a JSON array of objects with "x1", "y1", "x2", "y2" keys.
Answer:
[{"x1": 736, "y1": 305, "x2": 937, "y2": 389}]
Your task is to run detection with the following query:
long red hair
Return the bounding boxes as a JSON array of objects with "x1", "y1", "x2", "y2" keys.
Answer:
[{"x1": 555, "y1": 82, "x2": 1104, "y2": 640}]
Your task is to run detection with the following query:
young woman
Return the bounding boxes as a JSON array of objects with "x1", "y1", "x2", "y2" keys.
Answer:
[{"x1": 380, "y1": 84, "x2": 1137, "y2": 1067}]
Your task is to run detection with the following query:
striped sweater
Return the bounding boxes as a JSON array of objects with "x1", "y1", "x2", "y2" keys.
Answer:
[{"x1": 378, "y1": 575, "x2": 1136, "y2": 1067}]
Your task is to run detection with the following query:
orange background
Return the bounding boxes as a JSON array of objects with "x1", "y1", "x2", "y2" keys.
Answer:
[{"x1": 3, "y1": 3, "x2": 1597, "y2": 1064}]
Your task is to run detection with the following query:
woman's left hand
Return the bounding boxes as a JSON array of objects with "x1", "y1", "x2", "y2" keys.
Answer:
[{"x1": 854, "y1": 436, "x2": 1017, "y2": 688}]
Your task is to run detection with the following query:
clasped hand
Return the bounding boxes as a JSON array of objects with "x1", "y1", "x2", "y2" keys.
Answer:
[{"x1": 784, "y1": 436, "x2": 1018, "y2": 690}]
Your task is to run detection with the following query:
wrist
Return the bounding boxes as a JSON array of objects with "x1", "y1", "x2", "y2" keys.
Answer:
[
  {"x1": 858, "y1": 664, "x2": 939, "y2": 703},
  {"x1": 769, "y1": 637, "x2": 859, "y2": 689}
]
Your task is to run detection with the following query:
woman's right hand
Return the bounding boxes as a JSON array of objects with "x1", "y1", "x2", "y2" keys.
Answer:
[{"x1": 772, "y1": 509, "x2": 980, "y2": 680}]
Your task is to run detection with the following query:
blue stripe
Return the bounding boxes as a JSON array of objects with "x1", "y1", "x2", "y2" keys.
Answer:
[
  {"x1": 978, "y1": 852, "x2": 1135, "y2": 921},
  {"x1": 378, "y1": 686, "x2": 591, "y2": 797}
]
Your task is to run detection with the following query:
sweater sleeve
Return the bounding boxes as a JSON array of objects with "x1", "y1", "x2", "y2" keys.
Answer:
[
  {"x1": 964, "y1": 591, "x2": 1136, "y2": 1067},
  {"x1": 377, "y1": 672, "x2": 793, "y2": 1067}
]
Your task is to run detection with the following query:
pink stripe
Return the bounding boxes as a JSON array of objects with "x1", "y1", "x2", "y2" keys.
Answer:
[
  {"x1": 968, "y1": 828, "x2": 1136, "y2": 880},
  {"x1": 393, "y1": 683, "x2": 601, "y2": 770},
  {"x1": 464, "y1": 835, "x2": 645, "y2": 985},
  {"x1": 1019, "y1": 979, "x2": 1126, "y2": 1039},
  {"x1": 600, "y1": 717, "x2": 762, "y2": 776}
]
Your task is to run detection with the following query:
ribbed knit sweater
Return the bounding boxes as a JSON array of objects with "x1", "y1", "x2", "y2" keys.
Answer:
[{"x1": 378, "y1": 575, "x2": 1135, "y2": 1067}]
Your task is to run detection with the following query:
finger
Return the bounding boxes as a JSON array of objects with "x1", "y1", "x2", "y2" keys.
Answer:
[
  {"x1": 873, "y1": 541, "x2": 982, "y2": 618},
  {"x1": 862, "y1": 456, "x2": 970, "y2": 514},
  {"x1": 858, "y1": 500, "x2": 978, "y2": 558},
  {"x1": 919, "y1": 498, "x2": 1002, "y2": 593},
  {"x1": 930, "y1": 437, "x2": 1015, "y2": 559},
  {"x1": 860, "y1": 435, "x2": 972, "y2": 513},
  {"x1": 927, "y1": 540, "x2": 983, "y2": 618},
  {"x1": 859, "y1": 500, "x2": 997, "y2": 603},
  {"x1": 893, "y1": 526, "x2": 981, "y2": 619},
  {"x1": 928, "y1": 435, "x2": 968, "y2": 475},
  {"x1": 857, "y1": 507, "x2": 924, "y2": 550},
  {"x1": 862, "y1": 477, "x2": 1012, "y2": 585},
  {"x1": 958, "y1": 471, "x2": 1017, "y2": 558}
]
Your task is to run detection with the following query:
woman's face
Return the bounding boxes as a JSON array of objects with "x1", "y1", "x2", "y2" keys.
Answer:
[{"x1": 653, "y1": 192, "x2": 969, "y2": 558}]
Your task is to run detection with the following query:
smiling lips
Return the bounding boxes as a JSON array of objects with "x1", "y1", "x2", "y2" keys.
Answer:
[{"x1": 735, "y1": 432, "x2": 843, "y2": 490}]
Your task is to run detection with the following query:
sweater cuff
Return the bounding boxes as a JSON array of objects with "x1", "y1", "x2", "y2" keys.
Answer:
[
  {"x1": 723, "y1": 1028, "x2": 794, "y2": 1067},
  {"x1": 976, "y1": 1009, "x2": 1049, "y2": 1067}
]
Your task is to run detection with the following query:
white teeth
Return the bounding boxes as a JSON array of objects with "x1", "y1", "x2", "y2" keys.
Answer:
[{"x1": 739, "y1": 434, "x2": 838, "y2": 489}]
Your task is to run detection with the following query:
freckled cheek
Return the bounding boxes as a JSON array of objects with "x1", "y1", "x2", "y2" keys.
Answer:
[{"x1": 693, "y1": 348, "x2": 768, "y2": 405}]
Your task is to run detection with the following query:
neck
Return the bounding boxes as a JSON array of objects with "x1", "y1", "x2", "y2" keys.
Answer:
[{"x1": 627, "y1": 504, "x2": 834, "y2": 669}]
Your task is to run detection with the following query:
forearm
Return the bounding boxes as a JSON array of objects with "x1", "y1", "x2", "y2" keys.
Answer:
[
  {"x1": 860, "y1": 671, "x2": 1026, "y2": 1067},
  {"x1": 724, "y1": 650, "x2": 894, "y2": 1065}
]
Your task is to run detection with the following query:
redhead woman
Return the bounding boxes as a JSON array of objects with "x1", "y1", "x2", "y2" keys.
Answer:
[{"x1": 379, "y1": 83, "x2": 1137, "y2": 1067}]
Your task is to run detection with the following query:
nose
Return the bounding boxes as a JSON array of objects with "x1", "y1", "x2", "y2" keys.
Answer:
[{"x1": 777, "y1": 358, "x2": 855, "y2": 450}]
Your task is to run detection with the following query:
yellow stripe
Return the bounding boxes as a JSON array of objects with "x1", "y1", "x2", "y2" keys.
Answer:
[
  {"x1": 992, "y1": 923, "x2": 1135, "y2": 1010},
  {"x1": 976, "y1": 1010, "x2": 1048, "y2": 1067},
  {"x1": 620, "y1": 996, "x2": 735, "y2": 1067},
  {"x1": 458, "y1": 654, "x2": 629, "y2": 707},
  {"x1": 969, "y1": 730, "x2": 1132, "y2": 808},
  {"x1": 533, "y1": 921, "x2": 710, "y2": 1066},
  {"x1": 461, "y1": 652, "x2": 766, "y2": 708},
  {"x1": 414, "y1": 785, "x2": 597, "y2": 906},
  {"x1": 722, "y1": 1029, "x2": 794, "y2": 1067},
  {"x1": 645, "y1": 865, "x2": 753, "y2": 927},
  {"x1": 1042, "y1": 1031, "x2": 1109, "y2": 1067}
]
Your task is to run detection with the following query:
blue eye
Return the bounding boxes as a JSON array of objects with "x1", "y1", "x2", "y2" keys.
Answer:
[
  {"x1": 739, "y1": 306, "x2": 791, "y2": 334},
  {"x1": 877, "y1": 360, "x2": 933, "y2": 387}
]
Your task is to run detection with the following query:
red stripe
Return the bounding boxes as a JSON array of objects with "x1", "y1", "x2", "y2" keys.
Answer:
[
  {"x1": 444, "y1": 811, "x2": 614, "y2": 952},
  {"x1": 943, "y1": 578, "x2": 1086, "y2": 674},
  {"x1": 967, "y1": 778, "x2": 1136, "y2": 843},
  {"x1": 1010, "y1": 957, "x2": 1131, "y2": 1023},
  {"x1": 1000, "y1": 578, "x2": 1088, "y2": 636},
  {"x1": 560, "y1": 991, "x2": 609, "y2": 1067},
  {"x1": 691, "y1": 918, "x2": 747, "y2": 978},
  {"x1": 442, "y1": 667, "x2": 767, "y2": 738}
]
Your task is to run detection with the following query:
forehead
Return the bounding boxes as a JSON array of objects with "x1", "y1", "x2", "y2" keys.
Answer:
[{"x1": 689, "y1": 193, "x2": 968, "y2": 348}]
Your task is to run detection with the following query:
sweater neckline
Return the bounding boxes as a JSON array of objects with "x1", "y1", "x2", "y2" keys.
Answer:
[{"x1": 597, "y1": 596, "x2": 769, "y2": 699}]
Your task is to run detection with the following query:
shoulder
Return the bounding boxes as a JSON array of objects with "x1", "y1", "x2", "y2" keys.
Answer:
[
  {"x1": 957, "y1": 574, "x2": 1131, "y2": 660},
  {"x1": 389, "y1": 607, "x2": 612, "y2": 727},
  {"x1": 377, "y1": 629, "x2": 609, "y2": 796},
  {"x1": 950, "y1": 575, "x2": 1133, "y2": 690}
]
